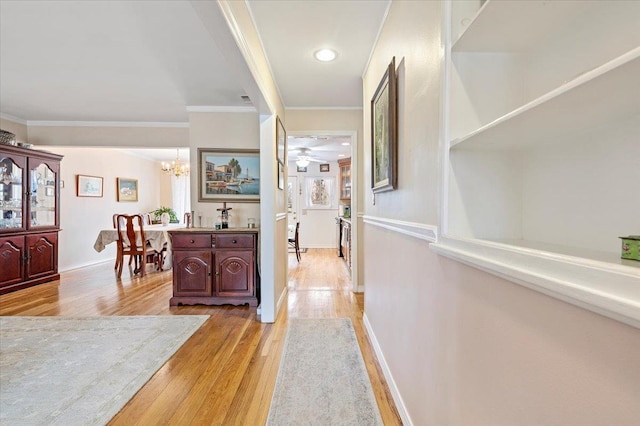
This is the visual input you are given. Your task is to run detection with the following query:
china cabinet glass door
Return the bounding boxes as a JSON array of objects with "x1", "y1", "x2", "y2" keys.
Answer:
[
  {"x1": 0, "y1": 157, "x2": 25, "y2": 230},
  {"x1": 29, "y1": 162, "x2": 56, "y2": 228}
]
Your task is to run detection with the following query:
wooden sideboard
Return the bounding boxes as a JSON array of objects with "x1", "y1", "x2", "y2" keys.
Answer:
[{"x1": 168, "y1": 228, "x2": 259, "y2": 307}]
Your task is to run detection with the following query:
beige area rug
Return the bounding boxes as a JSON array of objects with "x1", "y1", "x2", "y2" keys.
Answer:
[
  {"x1": 267, "y1": 318, "x2": 383, "y2": 425},
  {"x1": 0, "y1": 315, "x2": 208, "y2": 426}
]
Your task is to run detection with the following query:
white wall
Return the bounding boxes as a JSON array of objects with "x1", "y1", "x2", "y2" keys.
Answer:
[
  {"x1": 52, "y1": 147, "x2": 162, "y2": 271},
  {"x1": 362, "y1": 2, "x2": 640, "y2": 425},
  {"x1": 188, "y1": 112, "x2": 261, "y2": 228},
  {"x1": 287, "y1": 160, "x2": 340, "y2": 248}
]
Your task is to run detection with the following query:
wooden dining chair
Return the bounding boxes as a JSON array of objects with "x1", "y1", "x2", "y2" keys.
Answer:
[
  {"x1": 112, "y1": 214, "x2": 127, "y2": 270},
  {"x1": 288, "y1": 222, "x2": 301, "y2": 261},
  {"x1": 141, "y1": 213, "x2": 152, "y2": 225},
  {"x1": 115, "y1": 214, "x2": 161, "y2": 278}
]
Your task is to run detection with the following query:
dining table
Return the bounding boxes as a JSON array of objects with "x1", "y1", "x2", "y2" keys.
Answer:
[{"x1": 93, "y1": 223, "x2": 186, "y2": 271}]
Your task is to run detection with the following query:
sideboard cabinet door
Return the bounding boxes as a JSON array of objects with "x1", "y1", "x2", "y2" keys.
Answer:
[
  {"x1": 173, "y1": 250, "x2": 212, "y2": 297},
  {"x1": 215, "y1": 250, "x2": 254, "y2": 297}
]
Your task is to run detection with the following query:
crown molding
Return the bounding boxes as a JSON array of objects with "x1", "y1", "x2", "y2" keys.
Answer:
[
  {"x1": 186, "y1": 106, "x2": 256, "y2": 113},
  {"x1": 285, "y1": 106, "x2": 363, "y2": 111},
  {"x1": 0, "y1": 113, "x2": 28, "y2": 125},
  {"x1": 26, "y1": 121, "x2": 189, "y2": 128}
]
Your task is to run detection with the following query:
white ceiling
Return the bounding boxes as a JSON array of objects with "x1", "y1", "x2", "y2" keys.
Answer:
[
  {"x1": 0, "y1": 1, "x2": 248, "y2": 122},
  {"x1": 287, "y1": 134, "x2": 353, "y2": 163},
  {"x1": 248, "y1": 0, "x2": 390, "y2": 108},
  {"x1": 0, "y1": 0, "x2": 389, "y2": 161}
]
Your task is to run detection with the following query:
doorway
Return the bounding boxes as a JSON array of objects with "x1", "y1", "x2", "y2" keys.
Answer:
[
  {"x1": 287, "y1": 175, "x2": 299, "y2": 241},
  {"x1": 286, "y1": 130, "x2": 358, "y2": 292}
]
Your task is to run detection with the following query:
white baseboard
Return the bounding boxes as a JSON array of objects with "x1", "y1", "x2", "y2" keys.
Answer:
[
  {"x1": 302, "y1": 244, "x2": 336, "y2": 249},
  {"x1": 59, "y1": 259, "x2": 111, "y2": 273},
  {"x1": 276, "y1": 285, "x2": 288, "y2": 315},
  {"x1": 363, "y1": 313, "x2": 413, "y2": 426}
]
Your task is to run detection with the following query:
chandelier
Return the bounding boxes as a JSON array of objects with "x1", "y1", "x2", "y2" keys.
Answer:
[{"x1": 161, "y1": 149, "x2": 190, "y2": 177}]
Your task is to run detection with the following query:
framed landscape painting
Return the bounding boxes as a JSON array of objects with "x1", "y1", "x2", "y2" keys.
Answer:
[
  {"x1": 371, "y1": 56, "x2": 398, "y2": 193},
  {"x1": 198, "y1": 148, "x2": 260, "y2": 202},
  {"x1": 76, "y1": 174, "x2": 103, "y2": 197},
  {"x1": 117, "y1": 178, "x2": 138, "y2": 202}
]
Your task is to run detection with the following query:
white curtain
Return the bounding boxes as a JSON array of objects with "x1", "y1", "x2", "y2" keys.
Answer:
[{"x1": 171, "y1": 175, "x2": 190, "y2": 223}]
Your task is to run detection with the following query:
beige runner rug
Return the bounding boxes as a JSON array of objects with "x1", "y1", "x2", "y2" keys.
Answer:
[
  {"x1": 267, "y1": 318, "x2": 383, "y2": 425},
  {"x1": 0, "y1": 315, "x2": 208, "y2": 425}
]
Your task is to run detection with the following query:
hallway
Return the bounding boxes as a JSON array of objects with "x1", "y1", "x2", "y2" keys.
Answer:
[{"x1": 0, "y1": 249, "x2": 401, "y2": 424}]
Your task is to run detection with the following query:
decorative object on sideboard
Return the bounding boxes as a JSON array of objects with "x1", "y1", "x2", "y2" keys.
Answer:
[{"x1": 216, "y1": 202, "x2": 232, "y2": 229}]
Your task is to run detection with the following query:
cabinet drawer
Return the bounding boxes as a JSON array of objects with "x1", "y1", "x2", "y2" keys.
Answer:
[
  {"x1": 171, "y1": 234, "x2": 212, "y2": 249},
  {"x1": 215, "y1": 234, "x2": 254, "y2": 249}
]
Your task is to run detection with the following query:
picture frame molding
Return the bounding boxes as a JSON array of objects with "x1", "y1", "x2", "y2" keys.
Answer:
[
  {"x1": 371, "y1": 56, "x2": 398, "y2": 193},
  {"x1": 198, "y1": 148, "x2": 261, "y2": 203},
  {"x1": 76, "y1": 174, "x2": 103, "y2": 198}
]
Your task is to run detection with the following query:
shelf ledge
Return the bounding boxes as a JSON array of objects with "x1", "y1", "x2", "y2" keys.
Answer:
[
  {"x1": 450, "y1": 47, "x2": 640, "y2": 151},
  {"x1": 430, "y1": 237, "x2": 640, "y2": 329}
]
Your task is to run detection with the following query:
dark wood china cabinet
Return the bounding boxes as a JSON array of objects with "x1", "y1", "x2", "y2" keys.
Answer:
[{"x1": 0, "y1": 145, "x2": 63, "y2": 294}]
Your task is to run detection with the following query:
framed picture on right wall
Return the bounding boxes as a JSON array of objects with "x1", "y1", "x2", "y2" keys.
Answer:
[{"x1": 371, "y1": 56, "x2": 398, "y2": 193}]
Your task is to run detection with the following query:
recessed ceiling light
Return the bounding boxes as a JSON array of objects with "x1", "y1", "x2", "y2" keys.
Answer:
[
  {"x1": 338, "y1": 154, "x2": 345, "y2": 157},
  {"x1": 341, "y1": 142, "x2": 350, "y2": 146},
  {"x1": 314, "y1": 49, "x2": 337, "y2": 62}
]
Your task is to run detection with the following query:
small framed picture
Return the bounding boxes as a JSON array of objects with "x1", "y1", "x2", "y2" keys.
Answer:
[
  {"x1": 117, "y1": 177, "x2": 138, "y2": 202},
  {"x1": 320, "y1": 164, "x2": 330, "y2": 172},
  {"x1": 76, "y1": 174, "x2": 103, "y2": 197},
  {"x1": 278, "y1": 161, "x2": 285, "y2": 190},
  {"x1": 297, "y1": 166, "x2": 307, "y2": 173}
]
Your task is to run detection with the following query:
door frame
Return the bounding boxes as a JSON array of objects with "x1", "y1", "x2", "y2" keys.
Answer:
[{"x1": 286, "y1": 130, "x2": 359, "y2": 293}]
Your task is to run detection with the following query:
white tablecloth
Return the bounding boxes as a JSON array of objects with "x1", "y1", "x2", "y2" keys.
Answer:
[{"x1": 93, "y1": 223, "x2": 185, "y2": 270}]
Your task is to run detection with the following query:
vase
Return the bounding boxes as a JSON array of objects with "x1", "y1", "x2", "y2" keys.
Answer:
[{"x1": 161, "y1": 212, "x2": 170, "y2": 226}]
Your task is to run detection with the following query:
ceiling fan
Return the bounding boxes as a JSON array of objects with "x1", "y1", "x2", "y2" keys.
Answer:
[{"x1": 290, "y1": 147, "x2": 324, "y2": 167}]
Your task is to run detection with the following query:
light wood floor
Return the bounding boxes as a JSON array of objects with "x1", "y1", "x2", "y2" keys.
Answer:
[{"x1": 0, "y1": 249, "x2": 401, "y2": 425}]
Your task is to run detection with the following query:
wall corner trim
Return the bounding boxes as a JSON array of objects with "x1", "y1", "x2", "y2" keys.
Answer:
[
  {"x1": 0, "y1": 113, "x2": 28, "y2": 125},
  {"x1": 363, "y1": 313, "x2": 413, "y2": 426},
  {"x1": 363, "y1": 215, "x2": 438, "y2": 242},
  {"x1": 186, "y1": 105, "x2": 257, "y2": 113}
]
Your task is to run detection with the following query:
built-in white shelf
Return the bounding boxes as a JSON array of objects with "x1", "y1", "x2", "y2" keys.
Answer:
[
  {"x1": 430, "y1": 237, "x2": 640, "y2": 329},
  {"x1": 453, "y1": 0, "x2": 636, "y2": 53},
  {"x1": 450, "y1": 48, "x2": 640, "y2": 151},
  {"x1": 442, "y1": 1, "x2": 640, "y2": 329}
]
